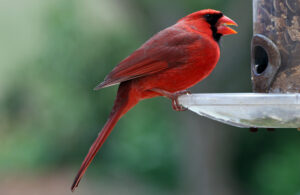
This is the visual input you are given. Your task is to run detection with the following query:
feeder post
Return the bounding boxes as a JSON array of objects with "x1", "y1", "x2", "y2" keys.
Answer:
[{"x1": 252, "y1": 0, "x2": 300, "y2": 93}]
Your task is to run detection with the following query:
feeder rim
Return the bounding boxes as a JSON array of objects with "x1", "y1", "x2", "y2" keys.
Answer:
[{"x1": 178, "y1": 93, "x2": 300, "y2": 106}]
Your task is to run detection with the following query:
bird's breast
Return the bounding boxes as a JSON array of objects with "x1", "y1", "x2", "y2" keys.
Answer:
[{"x1": 134, "y1": 35, "x2": 220, "y2": 96}]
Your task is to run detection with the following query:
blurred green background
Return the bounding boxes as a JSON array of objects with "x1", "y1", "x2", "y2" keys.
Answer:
[{"x1": 1, "y1": 0, "x2": 300, "y2": 194}]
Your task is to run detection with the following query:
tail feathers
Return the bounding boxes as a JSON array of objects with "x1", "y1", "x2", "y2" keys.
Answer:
[
  {"x1": 71, "y1": 110, "x2": 121, "y2": 191},
  {"x1": 94, "y1": 80, "x2": 120, "y2": 90},
  {"x1": 71, "y1": 82, "x2": 138, "y2": 191}
]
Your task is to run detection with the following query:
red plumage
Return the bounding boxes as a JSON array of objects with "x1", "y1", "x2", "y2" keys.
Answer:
[{"x1": 71, "y1": 9, "x2": 237, "y2": 191}]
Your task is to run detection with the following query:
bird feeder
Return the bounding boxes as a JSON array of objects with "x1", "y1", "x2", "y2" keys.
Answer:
[
  {"x1": 178, "y1": 0, "x2": 300, "y2": 128},
  {"x1": 252, "y1": 0, "x2": 300, "y2": 92}
]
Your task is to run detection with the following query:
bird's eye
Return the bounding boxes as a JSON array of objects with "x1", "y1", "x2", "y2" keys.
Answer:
[{"x1": 204, "y1": 14, "x2": 212, "y2": 19}]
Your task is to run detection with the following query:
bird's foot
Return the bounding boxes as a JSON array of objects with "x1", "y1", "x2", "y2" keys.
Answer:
[
  {"x1": 151, "y1": 88, "x2": 190, "y2": 111},
  {"x1": 169, "y1": 90, "x2": 190, "y2": 111}
]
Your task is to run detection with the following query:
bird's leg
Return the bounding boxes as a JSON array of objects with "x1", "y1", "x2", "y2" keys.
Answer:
[
  {"x1": 169, "y1": 90, "x2": 191, "y2": 111},
  {"x1": 151, "y1": 88, "x2": 190, "y2": 111}
]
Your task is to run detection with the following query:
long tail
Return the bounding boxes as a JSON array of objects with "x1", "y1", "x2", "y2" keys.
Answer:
[{"x1": 71, "y1": 82, "x2": 138, "y2": 191}]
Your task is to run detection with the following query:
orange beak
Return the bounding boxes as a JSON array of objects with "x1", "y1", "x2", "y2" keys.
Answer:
[{"x1": 217, "y1": 15, "x2": 238, "y2": 35}]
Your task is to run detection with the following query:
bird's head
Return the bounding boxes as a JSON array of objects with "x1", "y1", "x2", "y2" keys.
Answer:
[{"x1": 179, "y1": 9, "x2": 238, "y2": 42}]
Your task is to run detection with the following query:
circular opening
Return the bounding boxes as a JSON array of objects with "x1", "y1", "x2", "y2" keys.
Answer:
[{"x1": 254, "y1": 46, "x2": 268, "y2": 75}]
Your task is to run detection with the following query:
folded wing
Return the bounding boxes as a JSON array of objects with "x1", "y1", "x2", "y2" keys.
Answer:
[{"x1": 94, "y1": 26, "x2": 200, "y2": 90}]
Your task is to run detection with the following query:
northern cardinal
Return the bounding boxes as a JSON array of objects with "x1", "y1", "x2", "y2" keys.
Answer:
[{"x1": 71, "y1": 9, "x2": 237, "y2": 191}]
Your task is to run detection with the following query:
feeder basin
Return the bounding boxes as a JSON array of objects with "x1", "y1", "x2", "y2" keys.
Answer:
[{"x1": 178, "y1": 93, "x2": 300, "y2": 128}]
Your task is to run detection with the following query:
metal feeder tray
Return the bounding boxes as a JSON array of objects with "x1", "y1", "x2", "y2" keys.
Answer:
[{"x1": 178, "y1": 93, "x2": 300, "y2": 128}]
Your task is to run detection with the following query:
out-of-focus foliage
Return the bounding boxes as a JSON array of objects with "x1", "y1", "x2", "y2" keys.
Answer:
[
  {"x1": 235, "y1": 131, "x2": 300, "y2": 195},
  {"x1": 1, "y1": 0, "x2": 300, "y2": 194},
  {"x1": 0, "y1": 0, "x2": 182, "y2": 188}
]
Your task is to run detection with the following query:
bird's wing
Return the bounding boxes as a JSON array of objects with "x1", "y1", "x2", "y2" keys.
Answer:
[{"x1": 94, "y1": 26, "x2": 200, "y2": 90}]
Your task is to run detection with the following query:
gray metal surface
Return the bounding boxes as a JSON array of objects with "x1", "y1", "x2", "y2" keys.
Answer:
[{"x1": 178, "y1": 93, "x2": 300, "y2": 128}]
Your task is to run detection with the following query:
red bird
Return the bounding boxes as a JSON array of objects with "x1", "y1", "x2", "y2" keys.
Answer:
[{"x1": 71, "y1": 9, "x2": 237, "y2": 191}]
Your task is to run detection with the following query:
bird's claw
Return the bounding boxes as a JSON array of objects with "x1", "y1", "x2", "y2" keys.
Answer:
[
  {"x1": 172, "y1": 99, "x2": 186, "y2": 111},
  {"x1": 150, "y1": 88, "x2": 190, "y2": 111},
  {"x1": 170, "y1": 90, "x2": 190, "y2": 112}
]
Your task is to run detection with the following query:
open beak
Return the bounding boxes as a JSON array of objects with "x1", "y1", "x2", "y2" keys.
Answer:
[{"x1": 217, "y1": 15, "x2": 238, "y2": 35}]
